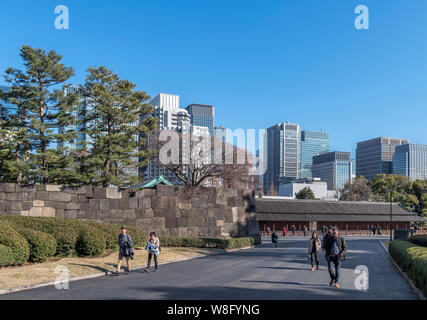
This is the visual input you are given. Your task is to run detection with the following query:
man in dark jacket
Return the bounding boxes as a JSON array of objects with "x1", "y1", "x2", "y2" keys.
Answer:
[
  {"x1": 116, "y1": 225, "x2": 134, "y2": 274},
  {"x1": 324, "y1": 228, "x2": 347, "y2": 288},
  {"x1": 322, "y1": 227, "x2": 332, "y2": 251},
  {"x1": 271, "y1": 231, "x2": 279, "y2": 248}
]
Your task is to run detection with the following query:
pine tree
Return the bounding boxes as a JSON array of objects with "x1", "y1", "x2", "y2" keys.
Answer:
[
  {"x1": 1, "y1": 46, "x2": 80, "y2": 184},
  {"x1": 82, "y1": 66, "x2": 157, "y2": 187}
]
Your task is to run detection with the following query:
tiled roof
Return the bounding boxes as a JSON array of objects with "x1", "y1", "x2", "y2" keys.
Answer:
[{"x1": 256, "y1": 199, "x2": 425, "y2": 222}]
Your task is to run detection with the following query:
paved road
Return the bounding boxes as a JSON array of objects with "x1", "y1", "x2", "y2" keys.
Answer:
[{"x1": 0, "y1": 237, "x2": 418, "y2": 300}]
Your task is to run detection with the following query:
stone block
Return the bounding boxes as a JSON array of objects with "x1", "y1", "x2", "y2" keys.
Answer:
[
  {"x1": 37, "y1": 191, "x2": 49, "y2": 201},
  {"x1": 123, "y1": 209, "x2": 136, "y2": 219},
  {"x1": 215, "y1": 197, "x2": 228, "y2": 206},
  {"x1": 135, "y1": 208, "x2": 145, "y2": 219},
  {"x1": 29, "y1": 206, "x2": 43, "y2": 217},
  {"x1": 110, "y1": 209, "x2": 123, "y2": 218},
  {"x1": 88, "y1": 198, "x2": 100, "y2": 210},
  {"x1": 198, "y1": 227, "x2": 208, "y2": 237},
  {"x1": 20, "y1": 211, "x2": 29, "y2": 217},
  {"x1": 48, "y1": 192, "x2": 72, "y2": 202},
  {"x1": 206, "y1": 217, "x2": 217, "y2": 227},
  {"x1": 33, "y1": 200, "x2": 45, "y2": 207},
  {"x1": 177, "y1": 217, "x2": 188, "y2": 227},
  {"x1": 93, "y1": 187, "x2": 107, "y2": 198},
  {"x1": 144, "y1": 208, "x2": 154, "y2": 218},
  {"x1": 64, "y1": 210, "x2": 78, "y2": 219},
  {"x1": 164, "y1": 207, "x2": 180, "y2": 217},
  {"x1": 46, "y1": 185, "x2": 62, "y2": 192},
  {"x1": 44, "y1": 201, "x2": 66, "y2": 210},
  {"x1": 136, "y1": 218, "x2": 154, "y2": 229},
  {"x1": 153, "y1": 196, "x2": 179, "y2": 208},
  {"x1": 129, "y1": 197, "x2": 138, "y2": 209},
  {"x1": 0, "y1": 201, "x2": 11, "y2": 211},
  {"x1": 156, "y1": 184, "x2": 176, "y2": 196},
  {"x1": 78, "y1": 195, "x2": 88, "y2": 203},
  {"x1": 187, "y1": 226, "x2": 198, "y2": 237},
  {"x1": 42, "y1": 207, "x2": 56, "y2": 217},
  {"x1": 216, "y1": 220, "x2": 225, "y2": 227},
  {"x1": 180, "y1": 209, "x2": 191, "y2": 218},
  {"x1": 22, "y1": 201, "x2": 33, "y2": 211},
  {"x1": 106, "y1": 187, "x2": 122, "y2": 199},
  {"x1": 208, "y1": 227, "x2": 221, "y2": 237},
  {"x1": 153, "y1": 217, "x2": 166, "y2": 227},
  {"x1": 56, "y1": 209, "x2": 65, "y2": 218},
  {"x1": 191, "y1": 195, "x2": 209, "y2": 208},
  {"x1": 142, "y1": 189, "x2": 157, "y2": 197},
  {"x1": 139, "y1": 197, "x2": 151, "y2": 209},
  {"x1": 16, "y1": 185, "x2": 35, "y2": 192},
  {"x1": 0, "y1": 183, "x2": 16, "y2": 192},
  {"x1": 178, "y1": 227, "x2": 188, "y2": 237},
  {"x1": 109, "y1": 199, "x2": 120, "y2": 210},
  {"x1": 178, "y1": 201, "x2": 192, "y2": 210},
  {"x1": 119, "y1": 199, "x2": 129, "y2": 209},
  {"x1": 85, "y1": 186, "x2": 94, "y2": 198},
  {"x1": 66, "y1": 202, "x2": 80, "y2": 210},
  {"x1": 0, "y1": 193, "x2": 6, "y2": 200},
  {"x1": 165, "y1": 217, "x2": 177, "y2": 228},
  {"x1": 170, "y1": 228, "x2": 179, "y2": 237},
  {"x1": 10, "y1": 202, "x2": 23, "y2": 211},
  {"x1": 100, "y1": 199, "x2": 110, "y2": 211},
  {"x1": 153, "y1": 208, "x2": 165, "y2": 217},
  {"x1": 6, "y1": 193, "x2": 17, "y2": 201},
  {"x1": 17, "y1": 192, "x2": 28, "y2": 201}
]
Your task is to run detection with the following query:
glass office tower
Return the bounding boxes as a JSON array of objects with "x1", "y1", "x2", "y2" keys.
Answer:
[
  {"x1": 312, "y1": 151, "x2": 352, "y2": 190},
  {"x1": 393, "y1": 144, "x2": 427, "y2": 181},
  {"x1": 300, "y1": 130, "x2": 329, "y2": 178},
  {"x1": 185, "y1": 104, "x2": 215, "y2": 136}
]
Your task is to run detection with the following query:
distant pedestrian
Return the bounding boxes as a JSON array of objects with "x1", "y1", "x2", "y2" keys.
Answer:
[
  {"x1": 322, "y1": 227, "x2": 333, "y2": 260},
  {"x1": 324, "y1": 228, "x2": 347, "y2": 288},
  {"x1": 267, "y1": 226, "x2": 271, "y2": 235},
  {"x1": 413, "y1": 224, "x2": 418, "y2": 234},
  {"x1": 272, "y1": 231, "x2": 279, "y2": 248},
  {"x1": 303, "y1": 225, "x2": 308, "y2": 237},
  {"x1": 291, "y1": 225, "x2": 296, "y2": 236},
  {"x1": 283, "y1": 227, "x2": 287, "y2": 237},
  {"x1": 377, "y1": 225, "x2": 382, "y2": 236},
  {"x1": 370, "y1": 225, "x2": 375, "y2": 237},
  {"x1": 308, "y1": 232, "x2": 321, "y2": 271},
  {"x1": 322, "y1": 225, "x2": 327, "y2": 235},
  {"x1": 115, "y1": 225, "x2": 134, "y2": 275},
  {"x1": 144, "y1": 232, "x2": 160, "y2": 273}
]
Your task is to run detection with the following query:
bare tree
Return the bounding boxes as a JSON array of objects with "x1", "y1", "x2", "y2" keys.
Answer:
[{"x1": 144, "y1": 130, "x2": 255, "y2": 188}]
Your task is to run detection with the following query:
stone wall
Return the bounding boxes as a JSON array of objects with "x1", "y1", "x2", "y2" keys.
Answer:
[{"x1": 0, "y1": 184, "x2": 259, "y2": 238}]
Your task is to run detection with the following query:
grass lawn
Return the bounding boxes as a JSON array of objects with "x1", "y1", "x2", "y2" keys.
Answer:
[{"x1": 0, "y1": 247, "x2": 221, "y2": 291}]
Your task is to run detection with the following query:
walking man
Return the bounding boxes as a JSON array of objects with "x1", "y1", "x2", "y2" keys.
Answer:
[
  {"x1": 303, "y1": 225, "x2": 308, "y2": 237},
  {"x1": 272, "y1": 231, "x2": 279, "y2": 248},
  {"x1": 325, "y1": 228, "x2": 347, "y2": 288},
  {"x1": 291, "y1": 225, "x2": 296, "y2": 236},
  {"x1": 116, "y1": 225, "x2": 134, "y2": 274}
]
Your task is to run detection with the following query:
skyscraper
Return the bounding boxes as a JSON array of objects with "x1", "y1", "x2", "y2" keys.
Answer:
[
  {"x1": 393, "y1": 143, "x2": 427, "y2": 181},
  {"x1": 300, "y1": 130, "x2": 329, "y2": 178},
  {"x1": 312, "y1": 151, "x2": 352, "y2": 190},
  {"x1": 356, "y1": 137, "x2": 408, "y2": 180},
  {"x1": 185, "y1": 104, "x2": 215, "y2": 136},
  {"x1": 263, "y1": 122, "x2": 301, "y2": 194}
]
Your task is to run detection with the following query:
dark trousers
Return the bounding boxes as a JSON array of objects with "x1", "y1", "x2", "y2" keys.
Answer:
[
  {"x1": 310, "y1": 251, "x2": 319, "y2": 268},
  {"x1": 147, "y1": 252, "x2": 158, "y2": 269},
  {"x1": 327, "y1": 255, "x2": 341, "y2": 283}
]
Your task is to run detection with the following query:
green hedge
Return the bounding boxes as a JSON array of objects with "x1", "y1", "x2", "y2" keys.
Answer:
[
  {"x1": 16, "y1": 227, "x2": 57, "y2": 262},
  {"x1": 408, "y1": 234, "x2": 427, "y2": 247},
  {"x1": 160, "y1": 236, "x2": 261, "y2": 250},
  {"x1": 389, "y1": 239, "x2": 427, "y2": 297},
  {"x1": 0, "y1": 222, "x2": 30, "y2": 266},
  {"x1": 0, "y1": 244, "x2": 14, "y2": 267}
]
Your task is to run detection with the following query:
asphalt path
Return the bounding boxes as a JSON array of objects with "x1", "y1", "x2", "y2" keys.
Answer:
[{"x1": 0, "y1": 236, "x2": 418, "y2": 300}]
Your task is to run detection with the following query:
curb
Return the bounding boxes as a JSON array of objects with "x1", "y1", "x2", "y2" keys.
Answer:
[
  {"x1": 0, "y1": 246, "x2": 254, "y2": 296},
  {"x1": 379, "y1": 241, "x2": 426, "y2": 301}
]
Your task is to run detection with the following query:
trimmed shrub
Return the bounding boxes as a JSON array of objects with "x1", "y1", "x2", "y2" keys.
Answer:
[
  {"x1": 389, "y1": 239, "x2": 427, "y2": 297},
  {"x1": 0, "y1": 216, "x2": 78, "y2": 256},
  {"x1": 0, "y1": 244, "x2": 14, "y2": 267},
  {"x1": 16, "y1": 228, "x2": 57, "y2": 262},
  {"x1": 75, "y1": 224, "x2": 106, "y2": 256},
  {"x1": 408, "y1": 234, "x2": 427, "y2": 247},
  {"x1": 0, "y1": 222, "x2": 30, "y2": 266}
]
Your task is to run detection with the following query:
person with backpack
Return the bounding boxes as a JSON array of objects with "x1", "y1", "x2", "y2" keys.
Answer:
[
  {"x1": 271, "y1": 231, "x2": 279, "y2": 248},
  {"x1": 308, "y1": 232, "x2": 321, "y2": 271},
  {"x1": 324, "y1": 228, "x2": 347, "y2": 288},
  {"x1": 115, "y1": 225, "x2": 134, "y2": 275},
  {"x1": 144, "y1": 232, "x2": 160, "y2": 272}
]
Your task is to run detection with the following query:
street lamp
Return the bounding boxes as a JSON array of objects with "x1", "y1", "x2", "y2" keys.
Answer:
[{"x1": 389, "y1": 187, "x2": 393, "y2": 241}]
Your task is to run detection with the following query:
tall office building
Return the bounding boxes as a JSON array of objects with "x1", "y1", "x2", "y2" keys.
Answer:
[
  {"x1": 356, "y1": 137, "x2": 408, "y2": 180},
  {"x1": 185, "y1": 104, "x2": 215, "y2": 136},
  {"x1": 312, "y1": 151, "x2": 352, "y2": 190},
  {"x1": 143, "y1": 93, "x2": 192, "y2": 183},
  {"x1": 263, "y1": 122, "x2": 301, "y2": 194},
  {"x1": 300, "y1": 130, "x2": 329, "y2": 178},
  {"x1": 393, "y1": 144, "x2": 427, "y2": 181}
]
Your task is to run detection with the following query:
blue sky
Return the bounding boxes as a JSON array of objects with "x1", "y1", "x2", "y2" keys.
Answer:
[{"x1": 1, "y1": 0, "x2": 426, "y2": 156}]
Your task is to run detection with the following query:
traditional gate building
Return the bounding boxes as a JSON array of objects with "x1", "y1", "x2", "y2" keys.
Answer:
[{"x1": 256, "y1": 198, "x2": 425, "y2": 233}]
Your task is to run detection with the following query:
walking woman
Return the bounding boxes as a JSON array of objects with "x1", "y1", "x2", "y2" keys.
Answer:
[
  {"x1": 308, "y1": 232, "x2": 321, "y2": 271},
  {"x1": 144, "y1": 232, "x2": 160, "y2": 272}
]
